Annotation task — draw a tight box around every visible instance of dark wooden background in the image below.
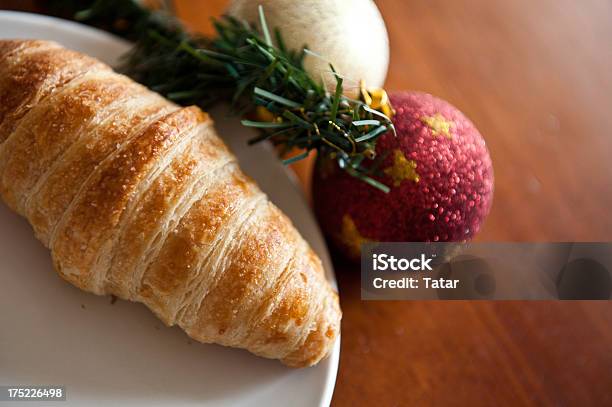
[2,1,611,405]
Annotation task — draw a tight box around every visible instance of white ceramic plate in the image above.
[0,11,339,407]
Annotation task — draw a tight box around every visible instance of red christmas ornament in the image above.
[313,91,494,261]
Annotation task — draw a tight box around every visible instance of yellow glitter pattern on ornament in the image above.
[420,113,454,138]
[340,214,371,258]
[384,149,420,187]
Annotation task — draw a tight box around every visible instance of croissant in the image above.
[0,40,341,367]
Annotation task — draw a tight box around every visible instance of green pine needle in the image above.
[48,0,395,192]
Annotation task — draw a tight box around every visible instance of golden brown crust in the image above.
[108,123,232,301]
[0,40,108,144]
[0,40,340,367]
[26,94,173,245]
[184,200,298,346]
[51,106,206,292]
[0,70,136,214]
[140,164,261,324]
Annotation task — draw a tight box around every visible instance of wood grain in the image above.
[1,0,611,405]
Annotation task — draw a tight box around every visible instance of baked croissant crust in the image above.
[0,40,341,367]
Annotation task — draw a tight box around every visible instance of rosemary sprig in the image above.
[49,0,395,192]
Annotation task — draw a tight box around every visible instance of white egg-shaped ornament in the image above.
[227,0,390,94]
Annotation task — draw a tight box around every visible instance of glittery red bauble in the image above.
[313,91,494,261]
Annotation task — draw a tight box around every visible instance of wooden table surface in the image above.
[3,1,612,405]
